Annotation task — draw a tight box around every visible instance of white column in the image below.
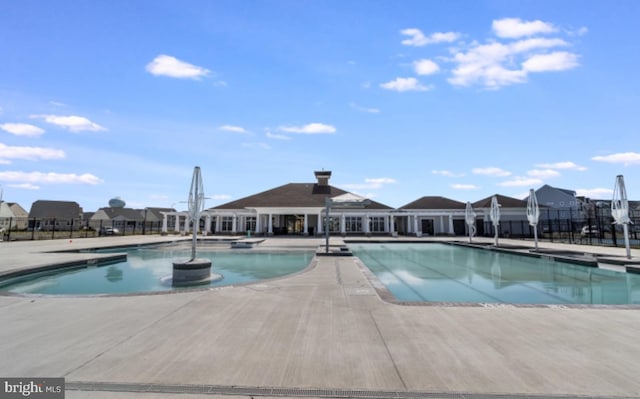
[174,214,180,232]
[303,214,308,235]
[162,213,168,233]
[364,213,370,234]
[448,214,454,235]
[317,212,323,234]
[268,214,273,235]
[232,214,237,233]
[340,214,346,234]
[389,215,395,235]
[414,215,420,236]
[205,215,212,234]
[383,214,389,232]
[440,215,444,234]
[184,215,190,233]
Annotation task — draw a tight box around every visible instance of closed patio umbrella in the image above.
[490,196,500,246]
[465,201,476,243]
[527,188,540,250]
[612,175,632,259]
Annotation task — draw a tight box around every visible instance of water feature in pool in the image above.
[350,243,640,305]
[0,244,314,295]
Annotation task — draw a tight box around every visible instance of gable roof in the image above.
[472,194,528,208]
[145,207,176,221]
[399,196,465,210]
[95,207,146,221]
[29,200,82,219]
[211,183,392,210]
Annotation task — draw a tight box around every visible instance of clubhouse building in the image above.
[161,171,531,237]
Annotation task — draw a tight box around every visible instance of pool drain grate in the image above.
[65,381,636,399]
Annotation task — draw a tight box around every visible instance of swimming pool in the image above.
[0,244,314,295]
[350,243,640,305]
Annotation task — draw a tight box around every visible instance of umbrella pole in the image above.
[623,224,631,259]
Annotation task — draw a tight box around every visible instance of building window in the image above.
[560,201,565,206]
[323,217,340,232]
[370,217,385,232]
[345,216,362,232]
[221,216,233,231]
[245,217,256,232]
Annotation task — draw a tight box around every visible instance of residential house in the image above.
[0,202,28,230]
[90,207,146,232]
[28,200,83,231]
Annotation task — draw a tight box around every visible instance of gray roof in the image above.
[399,196,465,210]
[211,183,392,210]
[29,200,82,219]
[144,207,176,221]
[472,194,528,208]
[97,207,146,221]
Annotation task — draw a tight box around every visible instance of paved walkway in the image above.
[1,236,640,398]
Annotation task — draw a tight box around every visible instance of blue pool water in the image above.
[351,243,640,305]
[0,244,313,295]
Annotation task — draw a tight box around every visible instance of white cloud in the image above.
[492,18,557,38]
[213,80,228,87]
[8,183,40,190]
[472,167,511,177]
[432,170,464,177]
[0,171,103,185]
[522,51,579,72]
[592,152,640,166]
[0,123,45,137]
[498,177,544,187]
[451,184,480,190]
[146,54,210,79]
[266,131,291,140]
[218,125,247,133]
[278,123,336,134]
[535,161,587,171]
[414,59,440,75]
[576,188,613,199]
[349,102,380,113]
[366,177,396,185]
[568,26,589,37]
[448,36,576,89]
[527,169,561,178]
[31,114,106,132]
[210,194,232,200]
[401,29,460,46]
[343,177,396,190]
[380,77,431,92]
[0,143,65,163]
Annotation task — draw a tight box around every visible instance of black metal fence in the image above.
[0,217,164,241]
[480,207,640,248]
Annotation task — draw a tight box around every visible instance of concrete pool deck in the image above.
[1,236,640,399]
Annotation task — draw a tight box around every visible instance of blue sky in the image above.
[1,0,639,212]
